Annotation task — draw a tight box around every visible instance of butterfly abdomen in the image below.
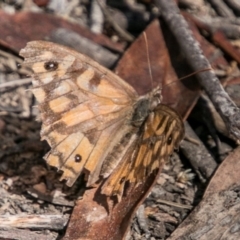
[101,130,139,179]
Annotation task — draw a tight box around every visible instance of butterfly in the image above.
[20,41,184,201]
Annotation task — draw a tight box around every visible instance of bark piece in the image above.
[168,146,240,240]
[0,228,57,240]
[0,11,124,53]
[0,214,68,230]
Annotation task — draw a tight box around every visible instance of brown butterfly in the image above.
[20,41,184,201]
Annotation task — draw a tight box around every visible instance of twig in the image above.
[48,28,119,68]
[187,14,240,72]
[136,205,150,235]
[124,0,146,12]
[200,93,228,139]
[96,0,134,42]
[207,0,235,18]
[178,0,206,10]
[156,198,192,210]
[180,122,218,181]
[156,0,240,140]
[184,135,200,145]
[0,214,68,230]
[0,48,22,64]
[0,78,32,90]
[90,0,105,34]
[186,14,240,39]
[17,87,31,118]
[27,188,74,207]
[212,31,240,67]
[224,0,240,15]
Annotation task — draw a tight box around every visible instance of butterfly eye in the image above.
[75,154,82,163]
[44,61,58,71]
[167,135,172,145]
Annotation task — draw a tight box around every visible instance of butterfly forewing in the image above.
[20,41,138,186]
[20,41,184,201]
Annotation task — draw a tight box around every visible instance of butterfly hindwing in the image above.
[101,105,184,200]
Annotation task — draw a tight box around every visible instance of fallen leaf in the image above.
[0,11,124,53]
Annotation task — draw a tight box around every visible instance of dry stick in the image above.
[0,78,32,89]
[178,0,204,10]
[96,0,134,42]
[124,0,146,11]
[180,122,218,182]
[136,205,150,235]
[207,0,235,18]
[224,0,240,14]
[156,0,240,140]
[0,214,68,230]
[156,199,193,210]
[27,188,74,207]
[191,15,240,39]
[90,0,105,34]
[48,28,119,68]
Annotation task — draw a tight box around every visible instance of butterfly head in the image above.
[131,87,162,126]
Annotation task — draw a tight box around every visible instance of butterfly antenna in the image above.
[165,68,212,87]
[179,68,211,81]
[143,32,153,90]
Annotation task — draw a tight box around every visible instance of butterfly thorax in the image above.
[131,87,162,127]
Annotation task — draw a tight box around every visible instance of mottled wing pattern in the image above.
[101,104,184,200]
[20,41,184,201]
[20,41,138,187]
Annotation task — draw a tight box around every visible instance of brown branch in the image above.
[155,0,240,140]
[212,30,240,65]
